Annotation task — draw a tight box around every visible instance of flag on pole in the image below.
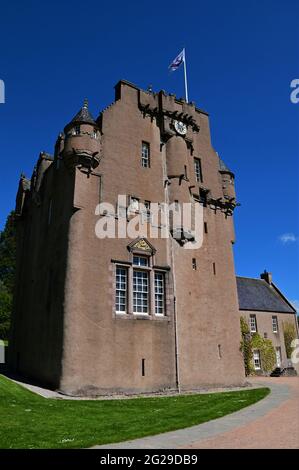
[168,48,189,103]
[168,49,185,72]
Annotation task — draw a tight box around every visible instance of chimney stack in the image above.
[260,270,272,284]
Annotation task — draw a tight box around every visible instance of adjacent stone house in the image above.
[237,271,299,374]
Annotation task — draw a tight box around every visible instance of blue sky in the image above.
[0,0,298,307]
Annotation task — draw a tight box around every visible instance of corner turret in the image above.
[219,156,236,201]
[63,99,101,172]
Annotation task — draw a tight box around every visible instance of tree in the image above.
[0,281,12,339]
[0,211,17,339]
[283,322,297,359]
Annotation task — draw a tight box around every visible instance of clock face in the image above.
[174,120,187,135]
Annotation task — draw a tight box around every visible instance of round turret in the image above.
[219,157,236,201]
[63,99,101,171]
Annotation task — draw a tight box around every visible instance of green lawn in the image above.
[0,375,269,449]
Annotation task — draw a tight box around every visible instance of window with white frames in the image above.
[115,267,127,313]
[253,350,261,370]
[250,315,257,333]
[133,270,149,314]
[272,316,278,333]
[194,158,203,182]
[141,142,150,168]
[155,272,165,315]
[133,255,148,267]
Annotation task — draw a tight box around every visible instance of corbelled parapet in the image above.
[138,88,200,146]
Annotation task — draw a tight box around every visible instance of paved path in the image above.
[186,377,299,449]
[94,377,299,449]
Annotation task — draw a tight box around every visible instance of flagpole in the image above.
[183,48,189,102]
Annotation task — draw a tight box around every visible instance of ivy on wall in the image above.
[283,322,297,359]
[251,333,276,373]
[240,316,276,375]
[240,316,254,376]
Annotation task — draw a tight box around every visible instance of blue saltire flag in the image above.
[168,49,185,71]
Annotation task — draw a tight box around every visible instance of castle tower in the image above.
[10,81,245,395]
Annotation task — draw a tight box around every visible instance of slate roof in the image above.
[219,157,233,174]
[70,99,96,125]
[236,277,295,313]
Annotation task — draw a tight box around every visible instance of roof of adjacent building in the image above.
[236,276,296,313]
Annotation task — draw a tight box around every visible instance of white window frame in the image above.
[115,266,127,314]
[253,350,261,370]
[133,255,149,267]
[141,142,150,168]
[154,271,165,316]
[250,315,257,333]
[272,316,278,333]
[133,269,149,315]
[194,158,202,182]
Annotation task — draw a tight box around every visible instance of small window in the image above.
[192,258,197,270]
[194,158,203,183]
[92,128,97,139]
[204,222,208,234]
[250,315,257,333]
[272,316,278,333]
[155,272,165,315]
[199,189,208,207]
[133,256,148,267]
[141,142,150,168]
[143,201,151,222]
[74,125,80,135]
[253,350,261,370]
[129,197,139,213]
[213,262,216,275]
[115,266,127,313]
[142,358,145,376]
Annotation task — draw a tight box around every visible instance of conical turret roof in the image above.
[219,156,234,175]
[65,99,96,131]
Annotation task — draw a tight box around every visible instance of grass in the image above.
[0,375,270,449]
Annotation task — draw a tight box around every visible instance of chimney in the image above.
[260,270,272,284]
